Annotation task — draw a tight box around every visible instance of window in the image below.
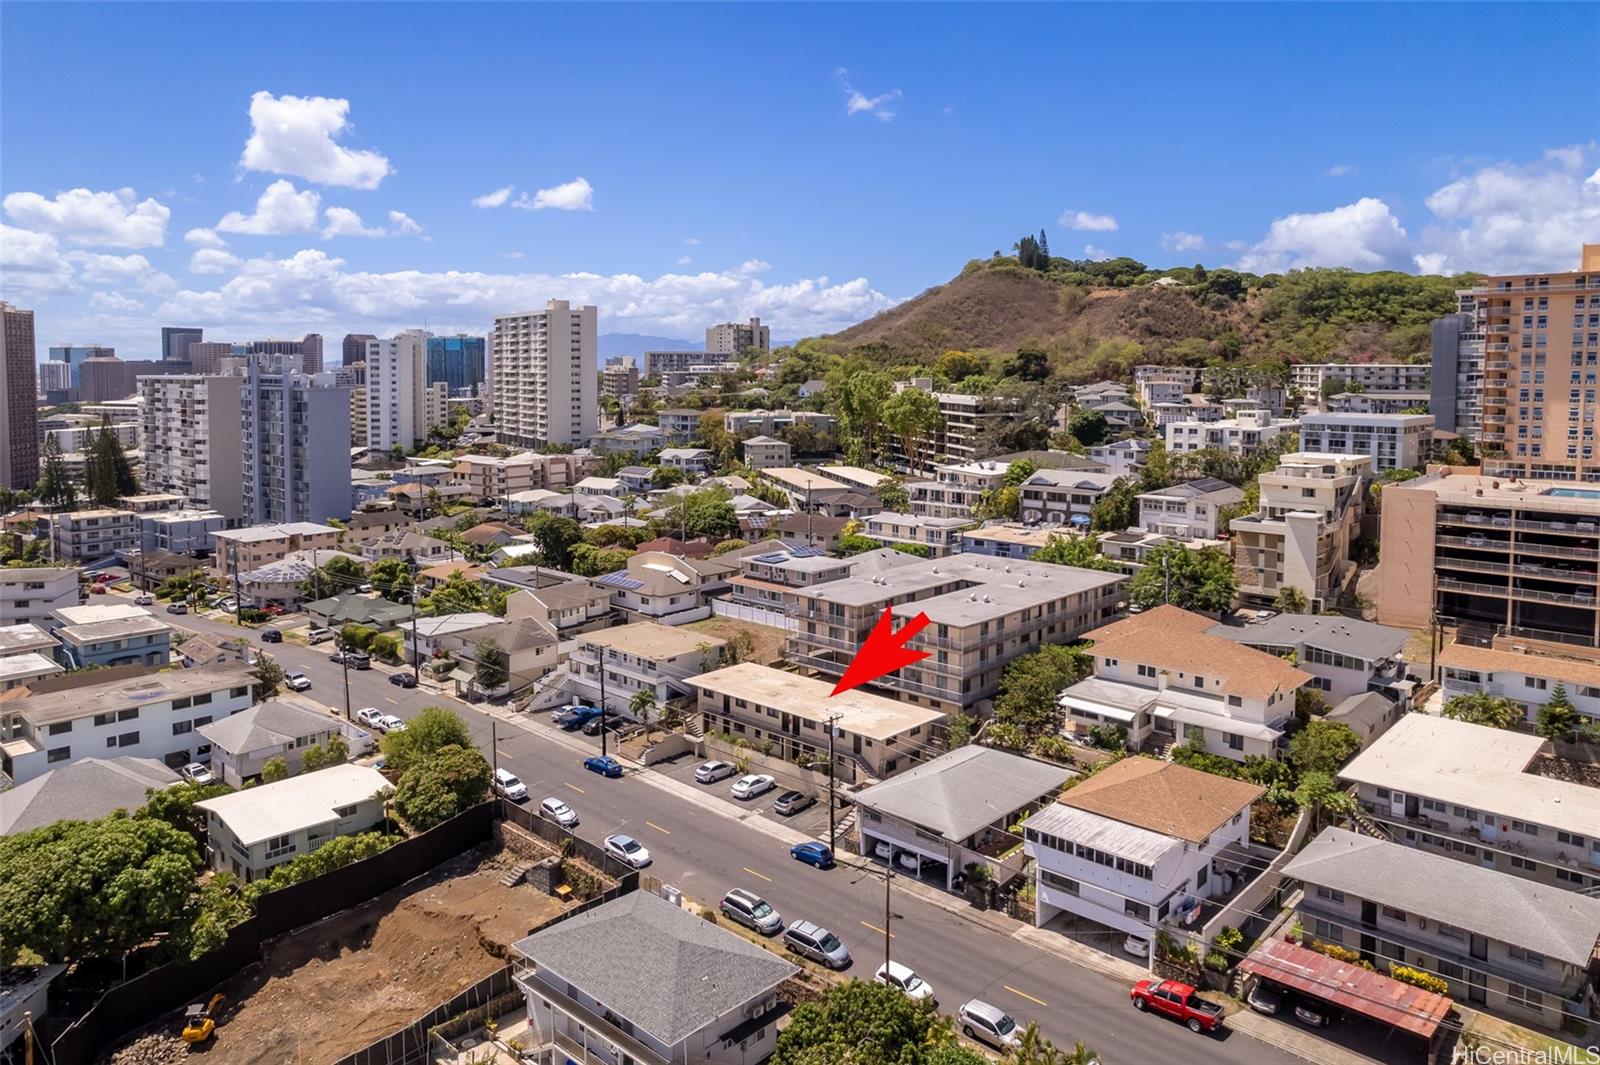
[1508,946,1545,969]
[47,722,71,736]
[1124,899,1150,921]
[1226,733,1244,751]
[46,746,71,763]
[333,804,358,818]
[172,721,192,735]
[1506,984,1545,1010]
[1040,870,1078,895]
[1313,919,1341,942]
[1557,830,1586,847]
[1194,675,1206,689]
[106,731,139,748]
[1510,820,1540,836]
[117,708,138,721]
[1437,922,1465,941]
[1382,906,1406,921]
[1315,886,1345,904]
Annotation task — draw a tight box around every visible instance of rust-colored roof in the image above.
[1059,756,1264,843]
[1239,937,1450,1040]
[1083,605,1312,701]
[1439,641,1600,689]
[420,560,486,582]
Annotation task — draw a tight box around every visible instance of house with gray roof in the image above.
[511,890,796,1065]
[0,757,179,836]
[854,746,1074,892]
[304,593,414,632]
[1286,826,1600,1027]
[196,696,349,786]
[1205,614,1413,703]
[1136,477,1244,540]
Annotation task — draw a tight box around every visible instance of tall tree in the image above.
[832,370,892,466]
[1127,543,1237,614]
[1536,684,1582,742]
[1033,533,1120,572]
[392,744,492,831]
[882,387,945,472]
[1440,691,1522,730]
[474,637,510,693]
[84,416,138,505]
[523,512,584,571]
[36,434,76,511]
[773,980,982,1065]
[380,705,475,774]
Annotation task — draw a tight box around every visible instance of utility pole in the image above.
[884,868,894,972]
[1162,552,1171,607]
[491,719,499,781]
[825,712,841,853]
[230,541,243,623]
[406,553,421,684]
[339,635,352,721]
[599,655,609,757]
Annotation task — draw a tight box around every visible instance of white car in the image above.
[875,961,935,1003]
[730,773,776,800]
[604,833,651,869]
[958,1000,1023,1051]
[133,594,154,606]
[356,707,384,729]
[895,851,921,873]
[1122,934,1151,960]
[873,839,893,861]
[284,672,312,692]
[493,768,529,802]
[694,760,736,784]
[377,714,406,733]
[539,796,578,828]
[178,762,214,786]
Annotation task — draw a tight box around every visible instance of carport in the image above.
[1238,938,1452,1060]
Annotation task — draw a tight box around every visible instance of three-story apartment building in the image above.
[907,459,1008,519]
[862,512,975,558]
[1018,469,1122,527]
[50,509,138,562]
[0,568,80,627]
[567,622,725,714]
[1136,478,1243,540]
[1232,452,1370,612]
[1165,409,1296,458]
[1298,413,1433,474]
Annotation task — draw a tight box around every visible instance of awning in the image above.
[1060,695,1138,723]
[1239,938,1450,1041]
[1157,704,1284,742]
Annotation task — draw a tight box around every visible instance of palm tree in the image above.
[629,689,657,740]
[1004,1024,1100,1064]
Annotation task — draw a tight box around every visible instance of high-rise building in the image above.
[36,361,71,395]
[341,333,375,367]
[161,326,203,362]
[185,341,236,376]
[246,334,324,375]
[705,317,769,358]
[138,374,246,520]
[48,344,114,389]
[1,302,40,490]
[491,300,598,448]
[240,355,351,524]
[425,334,486,394]
[1470,243,1600,482]
[365,331,439,452]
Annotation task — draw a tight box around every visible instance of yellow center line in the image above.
[741,866,772,883]
[564,782,586,795]
[384,697,399,705]
[1004,985,1048,1008]
[497,748,516,760]
[860,921,894,938]
[645,820,671,835]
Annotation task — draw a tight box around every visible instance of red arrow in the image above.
[830,607,932,697]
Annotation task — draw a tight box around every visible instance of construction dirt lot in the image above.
[108,846,565,1065]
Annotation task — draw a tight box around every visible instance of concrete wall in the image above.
[1376,483,1438,629]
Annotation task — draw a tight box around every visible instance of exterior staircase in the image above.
[501,861,535,888]
[519,666,574,712]
[1345,803,1394,842]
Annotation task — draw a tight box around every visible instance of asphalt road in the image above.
[155,604,1303,1065]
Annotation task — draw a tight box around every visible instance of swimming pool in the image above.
[1544,488,1600,499]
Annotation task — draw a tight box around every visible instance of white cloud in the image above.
[835,68,901,122]
[151,248,898,344]
[512,178,595,212]
[2,187,170,248]
[0,224,76,297]
[1083,244,1111,260]
[1234,197,1411,273]
[1327,164,1355,177]
[501,251,525,260]
[184,227,227,248]
[676,255,693,266]
[472,186,513,208]
[1413,146,1600,274]
[189,248,243,275]
[1059,210,1119,232]
[684,237,700,246]
[239,90,391,189]
[89,291,143,312]
[65,250,174,294]
[739,259,772,275]
[321,207,386,239]
[217,180,321,236]
[387,211,422,236]
[1161,231,1206,253]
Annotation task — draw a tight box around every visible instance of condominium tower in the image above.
[240,356,351,524]
[705,317,770,358]
[366,331,444,452]
[426,334,486,394]
[138,374,246,520]
[0,302,39,490]
[490,300,598,449]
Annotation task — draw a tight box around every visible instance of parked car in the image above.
[1122,934,1151,960]
[166,602,189,614]
[958,1000,1022,1052]
[783,919,850,969]
[720,888,783,935]
[604,833,651,868]
[583,712,629,736]
[539,797,578,828]
[306,627,334,644]
[260,628,282,643]
[895,851,921,873]
[377,715,406,733]
[1293,1001,1333,1028]
[493,768,529,802]
[347,651,372,670]
[790,841,834,869]
[1246,982,1283,1016]
[178,762,214,786]
[133,594,154,606]
[356,707,385,729]
[584,754,623,778]
[389,672,416,688]
[1130,979,1224,1034]
[329,649,347,664]
[556,705,602,731]
[730,773,776,800]
[89,584,106,595]
[875,961,935,1004]
[872,839,893,861]
[284,672,312,692]
[773,790,815,816]
[695,760,736,784]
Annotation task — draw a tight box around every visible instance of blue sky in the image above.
[3,2,1597,356]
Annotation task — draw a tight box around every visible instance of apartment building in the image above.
[1136,478,1243,540]
[907,459,1007,519]
[0,569,80,627]
[503,580,614,637]
[1095,529,1225,576]
[723,409,836,437]
[1455,245,1600,481]
[1231,452,1370,612]
[600,358,638,400]
[0,665,255,785]
[659,447,712,477]
[595,551,738,625]
[885,380,1019,469]
[1088,439,1151,477]
[240,356,352,525]
[1133,365,1201,409]
[1059,606,1310,760]
[727,544,854,613]
[756,466,849,507]
[1165,409,1296,457]
[1018,469,1122,527]
[655,407,703,444]
[450,451,588,501]
[590,422,665,456]
[42,420,139,454]
[1025,757,1262,937]
[246,333,323,374]
[197,696,350,787]
[706,316,770,357]
[786,554,1123,716]
[1,302,39,490]
[138,509,226,554]
[643,350,709,378]
[50,509,139,563]
[1439,642,1600,728]
[1377,470,1600,646]
[693,662,946,780]
[54,615,170,670]
[862,512,975,557]
[1324,390,1432,415]
[958,523,1058,560]
[197,764,389,882]
[739,435,790,469]
[1205,613,1411,703]
[211,522,341,580]
[1341,713,1600,894]
[567,621,724,714]
[1290,361,1431,401]
[1430,308,1482,435]
[366,331,442,452]
[1298,412,1433,473]
[1149,396,1225,429]
[1286,826,1600,1027]
[426,334,486,394]
[140,372,246,518]
[491,300,598,448]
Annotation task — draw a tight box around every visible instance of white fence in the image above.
[711,599,794,630]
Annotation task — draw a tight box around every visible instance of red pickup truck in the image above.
[1131,979,1225,1033]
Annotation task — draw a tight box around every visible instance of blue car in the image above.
[558,706,603,731]
[790,841,834,869]
[584,754,623,778]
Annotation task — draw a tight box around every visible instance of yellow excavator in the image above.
[181,994,225,1044]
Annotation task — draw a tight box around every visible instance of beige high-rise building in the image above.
[138,374,246,520]
[1230,452,1370,612]
[1475,244,1600,481]
[705,317,769,358]
[490,300,598,448]
[365,331,440,452]
[0,302,39,490]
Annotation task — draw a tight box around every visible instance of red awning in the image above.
[1239,938,1452,1040]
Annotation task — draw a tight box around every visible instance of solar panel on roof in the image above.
[597,572,644,589]
[751,552,789,564]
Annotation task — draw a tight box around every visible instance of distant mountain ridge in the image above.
[599,333,702,358]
